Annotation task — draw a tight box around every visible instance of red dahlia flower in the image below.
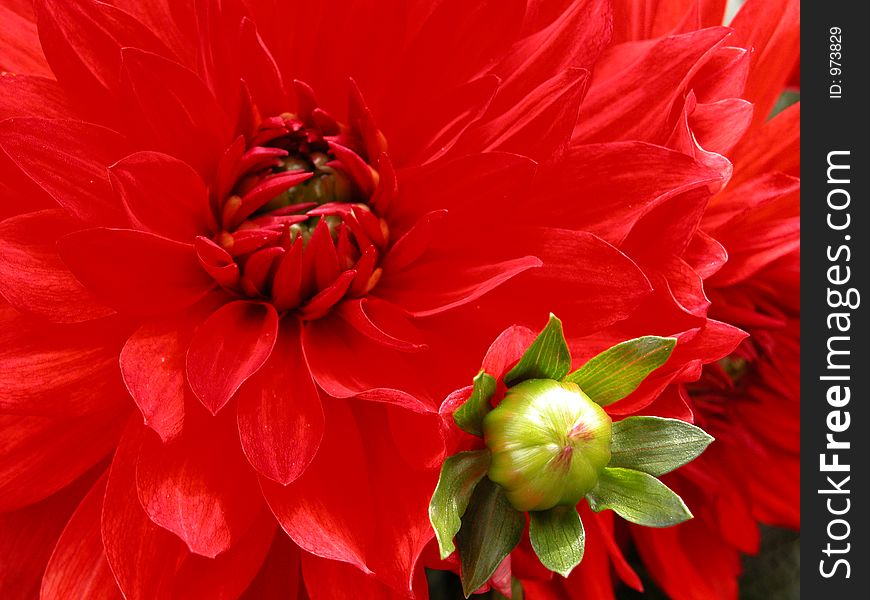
[0,0,797,599]
[625,3,800,598]
[0,1,667,598]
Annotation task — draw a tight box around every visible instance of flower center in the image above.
[195,84,393,320]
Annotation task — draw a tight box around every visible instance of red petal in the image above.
[0,210,114,322]
[0,469,100,598]
[0,151,54,221]
[0,74,70,119]
[665,92,733,181]
[389,152,536,236]
[298,269,357,320]
[690,45,751,104]
[383,0,525,153]
[0,118,131,225]
[475,229,653,337]
[272,235,305,310]
[0,302,127,417]
[707,180,799,286]
[394,75,499,165]
[110,0,196,67]
[110,151,210,242]
[237,319,324,485]
[622,187,710,261]
[135,407,265,558]
[239,17,287,118]
[41,474,121,600]
[120,314,201,442]
[659,256,711,319]
[689,98,754,156]
[730,103,800,186]
[103,420,275,599]
[683,230,728,280]
[58,228,214,316]
[387,406,446,470]
[590,511,643,591]
[680,319,749,364]
[302,314,439,411]
[239,533,302,600]
[187,0,247,122]
[493,0,611,110]
[731,0,800,126]
[352,404,439,594]
[195,236,242,289]
[34,0,171,123]
[607,320,748,416]
[575,27,731,144]
[643,384,696,422]
[261,399,373,573]
[301,219,341,293]
[499,540,538,587]
[631,519,741,600]
[376,254,542,318]
[0,4,50,77]
[328,141,376,198]
[562,507,619,599]
[335,298,427,352]
[534,142,723,245]
[0,410,124,511]
[380,210,447,274]
[456,68,589,160]
[300,553,401,600]
[120,48,231,176]
[230,171,313,230]
[241,247,285,298]
[186,301,279,415]
[705,172,799,231]
[101,419,187,600]
[609,0,727,43]
[172,508,277,600]
[481,325,538,380]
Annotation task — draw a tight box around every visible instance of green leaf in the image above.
[586,467,692,528]
[565,336,676,406]
[505,314,571,385]
[529,506,586,577]
[609,416,714,476]
[429,450,492,559]
[457,478,525,597]
[453,371,497,437]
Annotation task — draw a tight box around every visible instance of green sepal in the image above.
[585,467,692,528]
[457,478,525,597]
[609,416,714,477]
[529,505,586,577]
[565,336,676,406]
[505,314,571,385]
[453,370,497,437]
[429,450,492,559]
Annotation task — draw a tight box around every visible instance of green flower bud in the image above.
[483,379,612,512]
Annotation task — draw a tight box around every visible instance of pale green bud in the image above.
[483,379,612,512]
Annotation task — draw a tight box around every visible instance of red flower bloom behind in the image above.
[464,1,798,599]
[516,1,800,599]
